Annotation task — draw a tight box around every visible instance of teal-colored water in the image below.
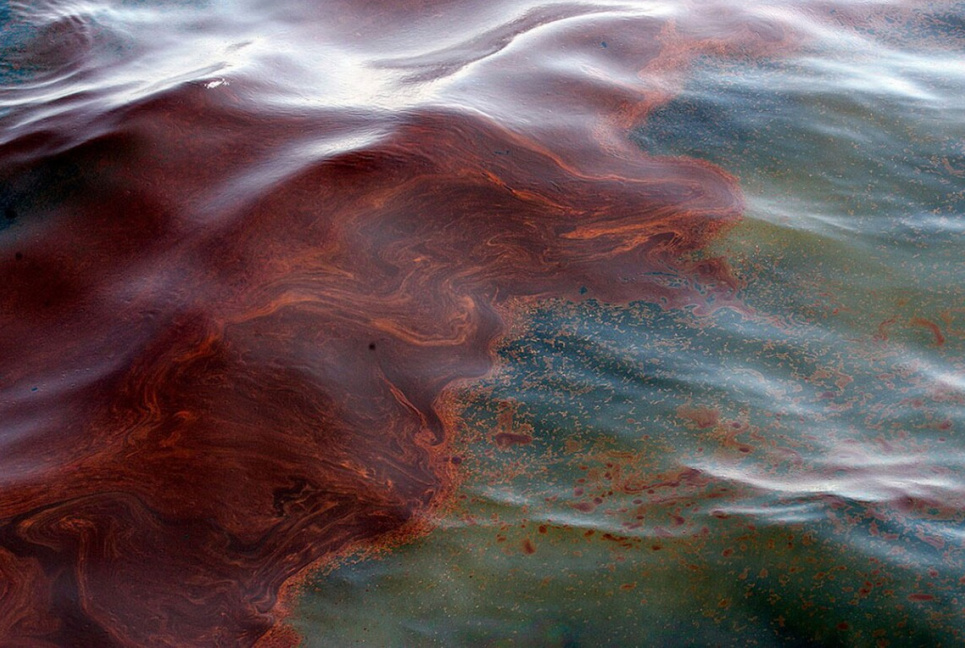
[292,6,965,647]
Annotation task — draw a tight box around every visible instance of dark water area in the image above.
[1,0,964,646]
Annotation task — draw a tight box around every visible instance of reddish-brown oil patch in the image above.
[677,405,721,429]
[907,593,936,602]
[494,432,534,448]
[492,400,535,448]
[910,317,946,347]
[0,98,740,646]
[0,4,799,646]
[601,533,641,549]
[253,623,303,648]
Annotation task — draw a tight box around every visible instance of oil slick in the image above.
[0,0,954,645]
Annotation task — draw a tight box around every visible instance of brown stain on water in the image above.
[0,1,828,646]
[909,317,946,347]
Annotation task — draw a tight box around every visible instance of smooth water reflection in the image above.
[1,0,964,645]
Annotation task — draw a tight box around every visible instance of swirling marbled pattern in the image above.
[0,0,810,644]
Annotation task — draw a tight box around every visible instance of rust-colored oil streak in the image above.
[0,4,792,646]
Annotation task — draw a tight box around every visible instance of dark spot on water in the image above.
[15,252,22,261]
[4,206,15,221]
[579,285,587,294]
[600,41,607,48]
[31,387,38,392]
[368,342,376,350]
[493,149,511,155]
[272,478,313,517]
[920,11,965,41]
[494,431,533,448]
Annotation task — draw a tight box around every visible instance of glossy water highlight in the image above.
[1,0,964,646]
[0,1,774,644]
[293,2,965,647]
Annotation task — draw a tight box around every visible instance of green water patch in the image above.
[633,36,965,226]
[292,288,965,646]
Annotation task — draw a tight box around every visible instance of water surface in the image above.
[0,0,963,646]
